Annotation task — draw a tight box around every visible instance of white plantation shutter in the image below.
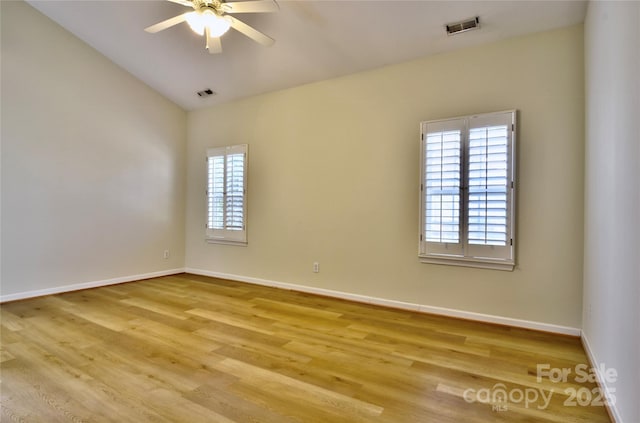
[208,155,225,230]
[466,113,513,262]
[423,119,464,256]
[467,126,508,246]
[420,111,515,270]
[206,145,247,244]
[425,130,461,242]
[224,152,245,230]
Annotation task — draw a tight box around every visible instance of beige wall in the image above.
[1,1,187,297]
[186,25,585,328]
[583,2,640,422]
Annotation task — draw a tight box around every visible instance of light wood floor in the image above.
[1,273,611,422]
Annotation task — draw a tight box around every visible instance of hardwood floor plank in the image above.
[185,382,297,423]
[119,297,190,321]
[249,297,344,320]
[215,357,385,419]
[186,308,277,335]
[123,317,221,354]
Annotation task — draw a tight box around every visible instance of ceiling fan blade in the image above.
[167,0,194,7]
[205,27,223,54]
[144,13,189,33]
[223,0,279,14]
[229,16,274,46]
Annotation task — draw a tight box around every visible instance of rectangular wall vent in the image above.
[446,17,480,36]
[197,89,216,97]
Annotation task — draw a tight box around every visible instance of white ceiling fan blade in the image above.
[205,27,223,54]
[167,0,194,7]
[144,13,189,33]
[223,0,279,14]
[229,16,274,46]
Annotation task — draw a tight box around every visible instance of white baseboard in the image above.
[2,266,581,337]
[185,268,581,336]
[0,268,185,303]
[581,333,623,423]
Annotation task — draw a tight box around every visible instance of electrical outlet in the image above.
[313,262,319,273]
[163,249,170,259]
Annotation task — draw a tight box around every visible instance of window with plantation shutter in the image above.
[206,144,247,245]
[419,111,516,270]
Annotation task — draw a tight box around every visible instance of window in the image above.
[419,111,516,270]
[206,144,248,245]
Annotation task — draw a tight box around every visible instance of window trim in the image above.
[206,144,248,246]
[418,110,516,271]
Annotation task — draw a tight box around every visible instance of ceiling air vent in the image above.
[197,89,216,97]
[446,16,480,36]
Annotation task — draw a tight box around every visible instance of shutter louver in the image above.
[225,153,245,231]
[425,130,462,243]
[467,125,509,246]
[207,156,225,230]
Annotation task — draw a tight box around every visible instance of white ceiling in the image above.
[28,0,587,110]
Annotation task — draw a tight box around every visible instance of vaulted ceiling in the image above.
[28,0,587,110]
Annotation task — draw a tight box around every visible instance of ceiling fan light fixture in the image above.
[145,0,278,54]
[186,9,231,37]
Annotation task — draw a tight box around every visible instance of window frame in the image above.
[419,110,516,271]
[206,144,248,246]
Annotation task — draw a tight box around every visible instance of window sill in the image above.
[206,239,247,247]
[419,255,514,271]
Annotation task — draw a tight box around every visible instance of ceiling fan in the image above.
[145,0,279,54]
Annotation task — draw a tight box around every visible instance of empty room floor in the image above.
[0,273,611,422]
